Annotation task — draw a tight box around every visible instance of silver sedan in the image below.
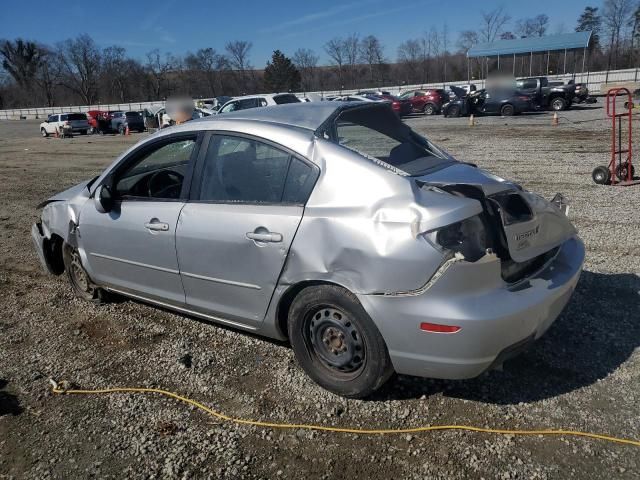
[32,102,584,398]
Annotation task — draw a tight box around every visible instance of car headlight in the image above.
[423,215,488,262]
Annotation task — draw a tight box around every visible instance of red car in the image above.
[86,110,113,134]
[361,92,412,116]
[399,89,449,115]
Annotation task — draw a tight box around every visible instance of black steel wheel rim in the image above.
[306,307,365,376]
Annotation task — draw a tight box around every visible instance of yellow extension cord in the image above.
[49,380,640,448]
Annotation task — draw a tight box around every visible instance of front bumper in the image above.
[358,236,585,379]
[31,222,53,273]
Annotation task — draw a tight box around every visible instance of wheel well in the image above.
[43,233,65,275]
[276,280,350,339]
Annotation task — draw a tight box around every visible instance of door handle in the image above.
[145,220,169,232]
[246,231,283,243]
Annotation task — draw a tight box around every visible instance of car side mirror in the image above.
[94,184,114,213]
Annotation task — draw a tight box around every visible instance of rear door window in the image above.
[198,135,317,204]
[273,94,301,105]
[67,113,86,121]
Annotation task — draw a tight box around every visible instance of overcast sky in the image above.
[2,0,594,65]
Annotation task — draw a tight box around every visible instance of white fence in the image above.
[2,67,640,120]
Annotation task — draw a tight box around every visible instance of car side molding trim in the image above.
[90,252,180,275]
[180,271,262,290]
[104,287,258,331]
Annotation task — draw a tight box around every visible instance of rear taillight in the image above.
[422,215,487,262]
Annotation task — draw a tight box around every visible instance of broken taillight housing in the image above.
[423,215,487,261]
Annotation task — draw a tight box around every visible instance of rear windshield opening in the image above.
[273,94,301,105]
[67,113,87,121]
[333,106,453,176]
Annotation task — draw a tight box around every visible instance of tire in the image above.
[288,285,394,398]
[41,128,48,138]
[551,97,567,111]
[80,129,87,135]
[62,244,107,304]
[500,104,515,116]
[592,166,611,185]
[423,103,437,115]
[447,105,461,118]
[616,162,635,182]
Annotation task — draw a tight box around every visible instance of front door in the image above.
[79,134,201,304]
[176,134,318,327]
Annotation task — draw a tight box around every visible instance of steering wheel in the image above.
[147,170,184,198]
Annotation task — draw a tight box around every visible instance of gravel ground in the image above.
[0,106,639,479]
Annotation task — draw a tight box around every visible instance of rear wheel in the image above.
[551,97,567,111]
[446,104,461,118]
[616,162,635,182]
[592,166,611,185]
[500,104,515,116]
[288,285,394,398]
[62,245,107,304]
[41,128,48,137]
[423,103,437,115]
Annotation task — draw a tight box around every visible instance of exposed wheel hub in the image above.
[69,250,90,292]
[308,307,364,372]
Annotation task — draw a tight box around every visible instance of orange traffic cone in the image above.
[125,125,130,136]
[552,112,559,126]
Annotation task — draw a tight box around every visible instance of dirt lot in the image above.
[0,106,638,479]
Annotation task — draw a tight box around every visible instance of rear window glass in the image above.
[334,107,453,176]
[67,113,86,120]
[273,94,301,105]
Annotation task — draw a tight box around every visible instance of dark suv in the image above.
[399,89,448,115]
[110,111,145,134]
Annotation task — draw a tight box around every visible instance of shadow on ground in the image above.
[0,379,22,416]
[372,270,639,404]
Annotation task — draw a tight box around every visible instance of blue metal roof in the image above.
[468,32,592,58]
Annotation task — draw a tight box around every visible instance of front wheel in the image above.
[423,103,437,115]
[446,104,461,118]
[288,285,394,398]
[592,166,611,185]
[500,104,515,116]
[62,245,108,304]
[551,97,567,111]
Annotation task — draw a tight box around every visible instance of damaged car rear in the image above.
[32,102,584,398]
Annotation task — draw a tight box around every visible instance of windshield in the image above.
[333,106,453,176]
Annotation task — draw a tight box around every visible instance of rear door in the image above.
[176,133,318,327]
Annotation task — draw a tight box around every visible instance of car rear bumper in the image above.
[358,236,585,379]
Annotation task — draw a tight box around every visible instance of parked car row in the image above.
[40,110,147,137]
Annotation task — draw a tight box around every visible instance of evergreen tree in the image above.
[263,50,301,92]
[576,6,602,49]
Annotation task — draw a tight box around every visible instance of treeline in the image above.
[1,2,640,109]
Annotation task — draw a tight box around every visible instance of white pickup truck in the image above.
[40,113,90,137]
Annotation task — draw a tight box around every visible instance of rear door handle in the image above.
[246,232,283,243]
[145,220,170,232]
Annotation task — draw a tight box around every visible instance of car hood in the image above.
[418,163,577,263]
[37,179,92,208]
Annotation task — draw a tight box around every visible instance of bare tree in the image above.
[344,33,360,87]
[480,7,511,43]
[516,14,550,37]
[397,39,421,81]
[0,39,44,95]
[324,37,345,87]
[185,48,225,97]
[225,40,252,92]
[603,0,634,68]
[292,48,318,92]
[34,46,60,107]
[457,30,479,53]
[57,34,102,104]
[359,35,385,83]
[145,49,172,99]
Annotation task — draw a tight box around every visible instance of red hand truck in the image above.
[592,87,639,185]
